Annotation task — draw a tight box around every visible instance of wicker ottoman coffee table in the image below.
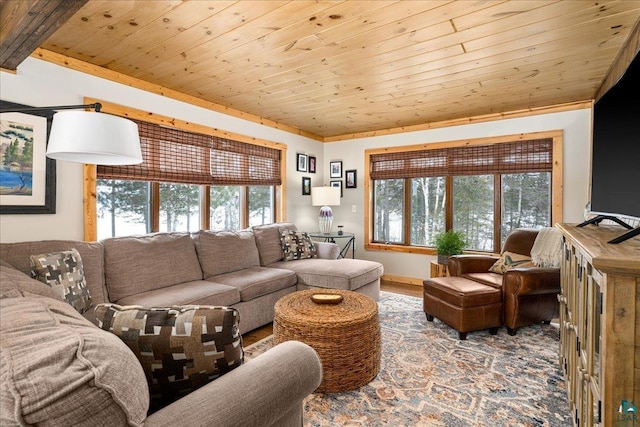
[273,289,381,393]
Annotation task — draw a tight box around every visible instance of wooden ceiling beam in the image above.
[596,17,640,101]
[0,0,87,70]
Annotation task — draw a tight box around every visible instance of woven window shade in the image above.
[98,120,281,186]
[370,139,552,180]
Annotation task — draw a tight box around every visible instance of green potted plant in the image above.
[434,230,466,264]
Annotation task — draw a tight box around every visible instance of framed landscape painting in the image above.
[0,100,56,214]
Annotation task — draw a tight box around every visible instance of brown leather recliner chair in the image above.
[447,228,560,335]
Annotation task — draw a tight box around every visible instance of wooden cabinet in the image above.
[557,223,640,426]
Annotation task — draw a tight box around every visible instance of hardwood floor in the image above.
[242,322,273,347]
[242,280,422,346]
[380,280,422,298]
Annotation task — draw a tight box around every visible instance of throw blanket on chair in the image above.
[531,227,563,268]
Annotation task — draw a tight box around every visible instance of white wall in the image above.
[1,58,593,284]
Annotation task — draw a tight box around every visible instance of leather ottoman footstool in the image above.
[423,276,502,340]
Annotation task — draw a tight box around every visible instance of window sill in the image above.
[365,242,497,257]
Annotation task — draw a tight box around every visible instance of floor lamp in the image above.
[0,102,142,165]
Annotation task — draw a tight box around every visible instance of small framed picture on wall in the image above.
[302,177,311,195]
[308,156,316,173]
[329,161,342,178]
[330,180,343,197]
[345,169,357,188]
[296,154,308,172]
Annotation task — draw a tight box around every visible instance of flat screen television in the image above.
[580,51,640,244]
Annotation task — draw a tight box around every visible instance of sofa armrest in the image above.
[144,340,322,427]
[447,255,499,276]
[315,241,340,259]
[503,268,561,296]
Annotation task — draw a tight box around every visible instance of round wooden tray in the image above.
[310,293,344,305]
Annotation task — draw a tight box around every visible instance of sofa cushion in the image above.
[252,222,297,266]
[194,230,260,278]
[116,279,240,307]
[270,258,383,292]
[30,249,92,314]
[209,266,297,301]
[0,258,15,268]
[463,272,504,288]
[0,264,60,299]
[0,240,107,305]
[94,304,243,412]
[103,233,203,302]
[0,293,149,426]
[489,251,536,274]
[280,230,316,261]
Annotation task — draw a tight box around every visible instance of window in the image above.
[159,183,200,232]
[366,132,562,254]
[410,177,446,246]
[502,172,551,237]
[249,186,274,227]
[373,179,404,243]
[97,182,271,240]
[90,111,283,241]
[209,185,240,231]
[97,180,150,239]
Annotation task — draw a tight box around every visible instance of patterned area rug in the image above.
[244,292,571,426]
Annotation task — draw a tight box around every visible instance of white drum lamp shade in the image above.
[312,186,341,234]
[46,111,143,165]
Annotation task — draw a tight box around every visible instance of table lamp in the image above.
[312,186,341,234]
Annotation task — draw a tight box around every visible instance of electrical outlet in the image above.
[352,204,357,213]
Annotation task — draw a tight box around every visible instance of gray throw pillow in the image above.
[280,230,317,261]
[30,248,92,313]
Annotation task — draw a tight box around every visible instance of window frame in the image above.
[83,100,286,241]
[364,131,563,255]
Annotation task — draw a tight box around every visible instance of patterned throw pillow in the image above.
[30,249,92,314]
[94,304,243,412]
[489,251,537,274]
[280,230,317,261]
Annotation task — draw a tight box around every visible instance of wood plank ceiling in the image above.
[2,0,640,140]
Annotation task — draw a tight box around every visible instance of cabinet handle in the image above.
[578,368,590,382]
[564,321,572,330]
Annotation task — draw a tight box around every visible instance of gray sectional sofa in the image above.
[0,222,383,333]
[0,222,384,426]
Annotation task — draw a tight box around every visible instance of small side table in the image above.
[273,289,380,393]
[430,260,448,278]
[308,231,355,259]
